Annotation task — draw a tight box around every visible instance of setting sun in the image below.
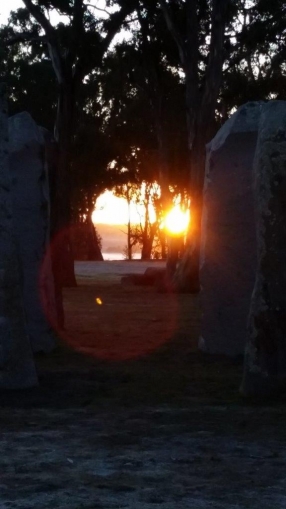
[164,205,190,235]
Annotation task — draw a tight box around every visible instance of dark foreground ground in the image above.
[0,261,286,509]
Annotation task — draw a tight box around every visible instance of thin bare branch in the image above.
[22,0,65,83]
[85,4,112,16]
[200,0,228,123]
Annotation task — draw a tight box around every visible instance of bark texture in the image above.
[0,84,38,388]
[241,101,286,396]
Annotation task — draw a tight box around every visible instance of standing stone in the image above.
[200,102,263,356]
[241,101,286,396]
[0,84,38,388]
[9,112,56,353]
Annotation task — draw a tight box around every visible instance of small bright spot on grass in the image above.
[95,297,103,305]
[164,206,190,235]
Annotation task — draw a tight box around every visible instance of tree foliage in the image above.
[221,0,286,112]
[1,0,286,267]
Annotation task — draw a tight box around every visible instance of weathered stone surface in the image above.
[241,101,286,395]
[200,102,263,356]
[9,112,56,353]
[0,85,38,388]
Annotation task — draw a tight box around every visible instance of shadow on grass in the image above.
[1,279,285,412]
[0,338,246,410]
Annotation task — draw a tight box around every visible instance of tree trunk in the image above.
[141,238,152,260]
[160,0,228,292]
[137,4,171,214]
[51,83,77,288]
[86,213,103,261]
[173,137,206,292]
[44,135,64,329]
[165,236,180,281]
[141,222,156,260]
[160,233,167,259]
[153,104,171,210]
[127,199,132,260]
[0,84,38,389]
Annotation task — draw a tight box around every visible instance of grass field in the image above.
[0,262,286,509]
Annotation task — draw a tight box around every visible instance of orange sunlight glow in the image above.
[164,205,190,235]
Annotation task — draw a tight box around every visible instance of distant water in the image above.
[102,252,141,261]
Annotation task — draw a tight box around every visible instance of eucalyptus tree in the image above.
[5,0,134,286]
[157,0,286,291]
[99,15,189,256]
[107,0,286,287]
[130,0,186,209]
[155,0,231,291]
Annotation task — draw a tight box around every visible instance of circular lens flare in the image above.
[40,226,179,362]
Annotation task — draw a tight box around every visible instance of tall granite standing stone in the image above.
[0,85,38,388]
[9,112,56,353]
[200,102,264,356]
[241,101,286,396]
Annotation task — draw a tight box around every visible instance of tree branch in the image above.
[159,0,186,68]
[85,4,112,16]
[74,3,134,83]
[68,0,85,72]
[184,0,199,146]
[22,0,65,84]
[185,0,199,78]
[22,0,57,44]
[200,0,228,124]
[136,2,161,101]
[5,31,47,46]
[101,4,135,55]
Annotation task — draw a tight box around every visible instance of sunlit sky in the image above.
[92,191,157,226]
[0,0,32,23]
[0,0,109,23]
[0,2,18,22]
